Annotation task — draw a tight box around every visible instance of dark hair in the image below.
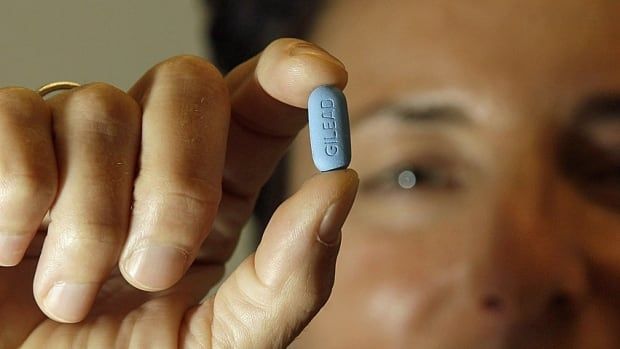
[206,0,325,72]
[205,0,325,229]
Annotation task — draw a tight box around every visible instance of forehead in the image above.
[311,0,620,119]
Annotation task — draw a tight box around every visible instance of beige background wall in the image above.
[1,0,210,90]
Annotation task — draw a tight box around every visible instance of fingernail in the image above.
[43,282,99,323]
[124,245,188,291]
[0,234,30,266]
[318,178,358,245]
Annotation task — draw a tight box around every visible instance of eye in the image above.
[560,115,620,209]
[576,160,620,209]
[360,164,459,194]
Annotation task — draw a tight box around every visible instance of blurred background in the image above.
[0,0,208,90]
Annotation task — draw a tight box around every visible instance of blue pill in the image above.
[308,85,352,172]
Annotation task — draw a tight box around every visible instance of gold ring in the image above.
[37,81,81,98]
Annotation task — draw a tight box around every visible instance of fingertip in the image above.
[120,245,189,292]
[0,234,32,267]
[35,281,100,324]
[256,38,349,108]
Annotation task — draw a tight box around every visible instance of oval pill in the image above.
[307,85,352,172]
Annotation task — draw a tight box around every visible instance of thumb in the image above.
[179,169,358,349]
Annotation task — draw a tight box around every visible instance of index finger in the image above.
[119,39,347,292]
[226,38,347,195]
[203,38,348,262]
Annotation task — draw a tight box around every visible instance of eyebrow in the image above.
[353,101,472,128]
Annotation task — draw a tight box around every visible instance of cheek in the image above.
[320,223,463,344]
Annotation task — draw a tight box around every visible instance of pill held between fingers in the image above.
[307,85,352,172]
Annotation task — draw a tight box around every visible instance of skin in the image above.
[289,0,620,348]
[0,39,359,348]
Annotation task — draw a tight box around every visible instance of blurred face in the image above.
[289,0,620,348]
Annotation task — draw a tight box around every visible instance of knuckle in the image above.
[154,55,228,100]
[182,300,216,349]
[0,171,57,204]
[48,217,126,245]
[0,87,48,120]
[70,83,140,122]
[60,83,141,139]
[211,294,257,347]
[158,55,224,82]
[162,189,220,215]
[149,56,230,119]
[165,177,223,212]
[135,173,222,215]
[210,328,237,349]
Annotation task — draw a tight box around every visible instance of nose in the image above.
[468,227,586,328]
[463,179,588,333]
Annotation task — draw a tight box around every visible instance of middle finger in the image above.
[119,56,230,292]
[33,83,141,323]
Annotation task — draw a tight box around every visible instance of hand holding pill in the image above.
[0,38,357,348]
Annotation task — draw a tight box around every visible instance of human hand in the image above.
[0,38,357,348]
